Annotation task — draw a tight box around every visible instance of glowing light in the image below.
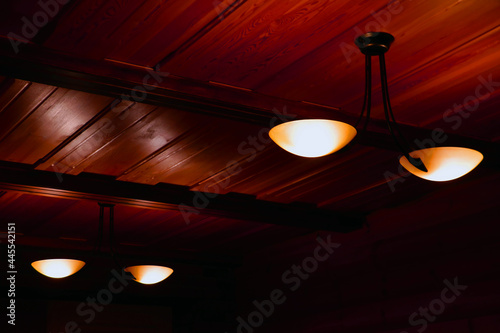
[31,259,85,278]
[124,265,173,285]
[269,119,357,158]
[400,147,483,181]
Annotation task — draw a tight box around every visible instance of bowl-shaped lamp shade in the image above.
[124,265,173,285]
[400,147,483,181]
[269,119,357,158]
[31,259,85,278]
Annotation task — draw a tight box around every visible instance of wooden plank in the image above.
[37,101,159,175]
[0,78,30,113]
[0,82,57,143]
[0,87,112,164]
[61,105,231,177]
[107,0,245,67]
[257,0,500,120]
[118,114,262,186]
[42,0,244,67]
[34,99,136,169]
[382,27,500,136]
[158,0,387,86]
[0,37,339,124]
[0,1,66,42]
[43,0,144,59]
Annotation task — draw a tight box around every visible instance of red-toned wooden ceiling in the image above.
[0,0,499,264]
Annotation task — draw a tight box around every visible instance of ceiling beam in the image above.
[0,161,364,232]
[0,38,498,168]
[0,37,343,125]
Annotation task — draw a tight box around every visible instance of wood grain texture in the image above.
[0,0,497,217]
[0,2,498,309]
[255,0,500,120]
[43,0,145,59]
[0,87,113,163]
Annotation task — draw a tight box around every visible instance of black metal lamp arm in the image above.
[378,54,428,172]
[355,32,428,173]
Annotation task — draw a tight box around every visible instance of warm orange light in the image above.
[31,259,85,278]
[400,147,483,181]
[269,119,357,158]
[124,265,173,285]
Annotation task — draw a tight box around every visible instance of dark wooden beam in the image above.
[0,38,498,168]
[0,37,343,125]
[0,161,364,232]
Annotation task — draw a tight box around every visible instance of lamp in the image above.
[31,204,173,285]
[269,119,356,158]
[399,147,483,181]
[98,203,173,285]
[269,32,482,181]
[124,265,174,285]
[31,259,85,278]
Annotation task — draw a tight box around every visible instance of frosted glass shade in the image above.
[124,265,173,285]
[269,119,357,158]
[400,147,483,181]
[31,259,85,278]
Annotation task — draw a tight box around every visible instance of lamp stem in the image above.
[95,204,136,280]
[355,54,372,130]
[109,204,115,254]
[97,204,104,253]
[378,54,428,172]
[106,204,125,269]
[364,55,372,131]
[96,203,124,266]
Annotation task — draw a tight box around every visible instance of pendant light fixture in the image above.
[269,119,356,158]
[399,147,483,182]
[31,203,173,285]
[124,265,174,285]
[99,203,174,285]
[269,32,483,181]
[31,259,85,279]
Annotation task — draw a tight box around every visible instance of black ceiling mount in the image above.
[355,32,395,56]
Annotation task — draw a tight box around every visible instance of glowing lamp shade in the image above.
[124,265,173,285]
[31,259,85,278]
[400,147,483,181]
[269,119,357,158]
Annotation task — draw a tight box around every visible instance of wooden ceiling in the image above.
[0,0,499,266]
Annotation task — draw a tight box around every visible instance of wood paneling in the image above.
[0,0,497,236]
[0,80,56,142]
[0,3,499,330]
[158,0,372,86]
[0,86,112,164]
[117,114,261,186]
[256,0,500,115]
